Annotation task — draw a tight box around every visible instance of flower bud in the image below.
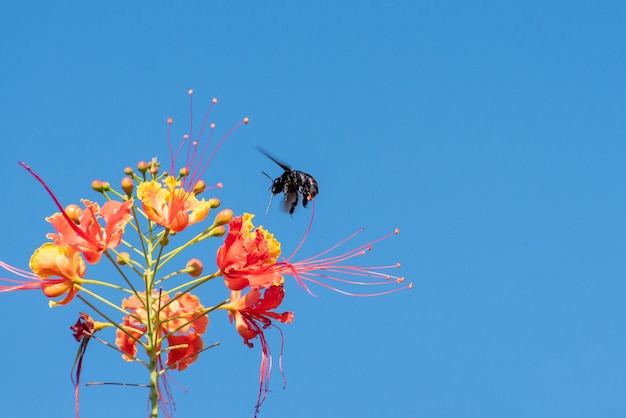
[193,180,206,195]
[208,225,226,237]
[179,167,190,178]
[124,166,134,175]
[91,180,104,192]
[208,198,221,209]
[161,234,170,245]
[186,258,203,277]
[65,204,82,223]
[117,252,131,265]
[137,161,149,173]
[121,177,134,197]
[214,209,233,226]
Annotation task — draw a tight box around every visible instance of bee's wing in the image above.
[257,147,292,171]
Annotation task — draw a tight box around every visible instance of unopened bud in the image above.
[91,180,104,192]
[186,258,203,277]
[149,165,159,175]
[101,181,111,191]
[208,225,226,237]
[208,198,221,209]
[124,166,133,175]
[117,252,131,265]
[137,161,149,173]
[179,167,189,177]
[214,209,233,226]
[193,180,206,195]
[65,204,82,223]
[121,177,134,197]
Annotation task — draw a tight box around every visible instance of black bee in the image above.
[258,148,319,215]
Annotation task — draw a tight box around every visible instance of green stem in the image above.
[149,336,159,418]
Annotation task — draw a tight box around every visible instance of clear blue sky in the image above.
[1,1,625,417]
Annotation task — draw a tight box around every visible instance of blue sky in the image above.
[1,1,626,417]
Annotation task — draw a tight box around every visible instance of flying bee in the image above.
[258,147,319,215]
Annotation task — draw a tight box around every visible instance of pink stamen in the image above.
[18,162,93,245]
[166,91,248,193]
[276,224,410,297]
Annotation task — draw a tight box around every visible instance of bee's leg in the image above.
[265,192,275,216]
[289,193,299,215]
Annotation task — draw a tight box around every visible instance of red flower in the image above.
[217,214,411,297]
[223,284,293,415]
[47,199,133,264]
[70,313,107,418]
[225,285,293,345]
[217,213,283,291]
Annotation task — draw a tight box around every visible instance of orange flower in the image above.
[223,284,293,415]
[47,199,133,264]
[137,176,211,233]
[217,214,411,297]
[115,291,208,371]
[0,243,86,306]
[216,213,283,291]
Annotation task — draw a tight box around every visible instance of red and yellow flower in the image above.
[217,213,409,297]
[216,213,282,291]
[0,243,86,307]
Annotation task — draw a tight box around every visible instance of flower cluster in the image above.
[0,90,410,418]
